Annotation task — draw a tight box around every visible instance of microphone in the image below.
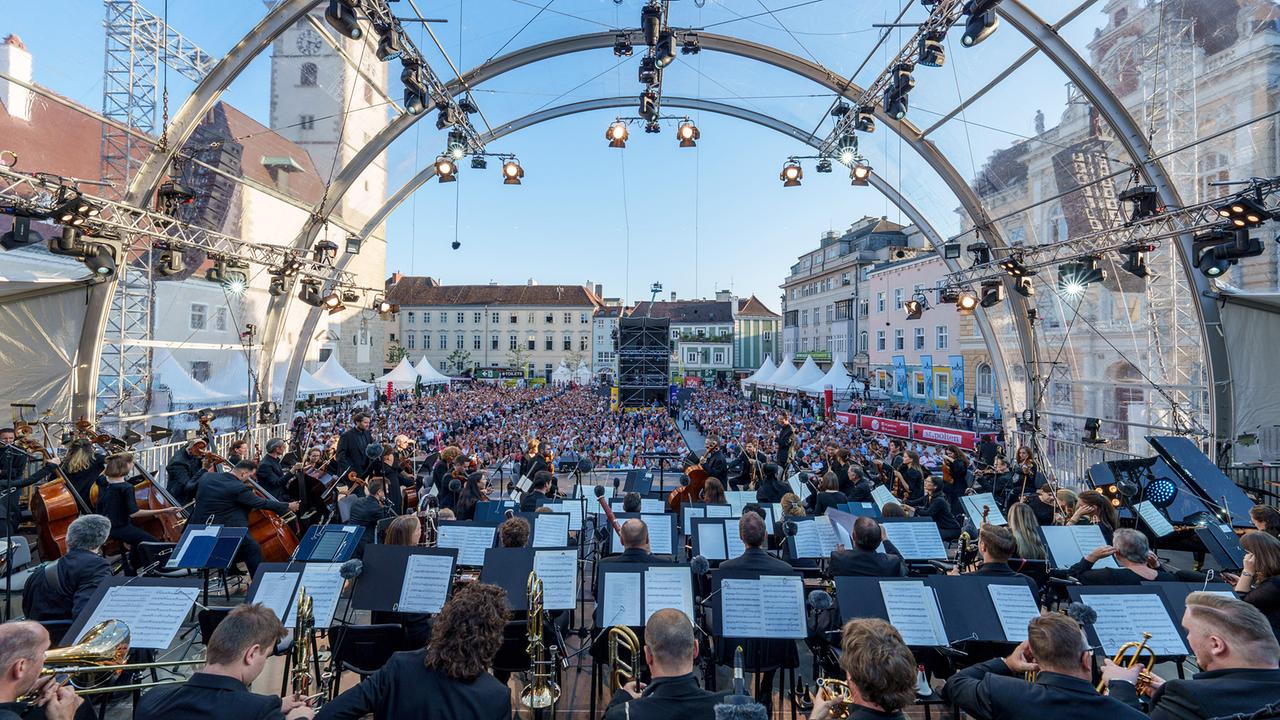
[594,485,606,498]
[807,589,833,611]
[714,647,767,719]
[733,646,746,695]
[690,555,710,576]
[449,478,462,493]
[1064,601,1097,626]
[340,558,364,579]
[783,521,799,538]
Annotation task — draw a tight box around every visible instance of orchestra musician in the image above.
[255,439,291,502]
[335,412,374,477]
[96,452,181,574]
[317,584,513,720]
[809,619,917,720]
[700,437,728,486]
[829,517,907,578]
[886,438,907,471]
[452,463,489,522]
[61,438,104,506]
[941,444,969,514]
[1007,502,1047,560]
[165,439,208,505]
[727,441,767,491]
[1250,504,1280,538]
[371,447,413,512]
[192,460,299,578]
[975,433,1000,470]
[22,514,112,623]
[370,516,432,650]
[0,621,82,720]
[134,604,314,720]
[497,516,530,548]
[1063,528,1176,586]
[845,465,874,503]
[702,477,727,506]
[603,609,727,720]
[1230,531,1280,641]
[431,447,462,510]
[809,473,848,516]
[0,427,59,535]
[347,477,396,558]
[754,463,790,504]
[720,512,792,573]
[226,439,249,466]
[1068,490,1117,544]
[971,525,1021,577]
[898,451,928,506]
[621,492,642,513]
[615,519,673,565]
[518,439,551,480]
[1103,592,1280,719]
[1012,445,1039,494]
[775,414,794,469]
[915,476,961,542]
[518,472,551,512]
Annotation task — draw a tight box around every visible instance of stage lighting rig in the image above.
[955,291,978,314]
[155,244,186,276]
[1082,417,1108,445]
[1195,226,1262,278]
[655,32,678,68]
[918,31,946,67]
[156,179,194,218]
[780,160,803,188]
[1119,243,1155,279]
[677,121,700,148]
[434,156,457,183]
[850,161,872,186]
[51,189,101,228]
[904,294,929,320]
[1215,195,1272,228]
[836,134,858,166]
[961,0,1003,47]
[815,159,833,174]
[446,129,467,160]
[882,63,915,121]
[1012,276,1034,297]
[979,279,1003,308]
[854,106,876,134]
[998,252,1033,278]
[501,158,524,185]
[312,239,339,264]
[613,33,634,57]
[639,90,660,122]
[967,242,991,266]
[324,0,361,40]
[1118,184,1162,224]
[641,2,662,46]
[0,215,39,251]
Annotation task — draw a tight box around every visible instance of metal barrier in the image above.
[1010,432,1141,490]
[134,423,288,488]
[1225,465,1280,509]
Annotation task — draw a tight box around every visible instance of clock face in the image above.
[296,28,323,56]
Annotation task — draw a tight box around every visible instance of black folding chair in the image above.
[328,623,405,689]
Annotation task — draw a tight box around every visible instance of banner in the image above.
[920,355,933,404]
[892,355,908,398]
[911,422,978,451]
[834,411,856,425]
[385,381,394,404]
[949,355,965,408]
[823,386,833,418]
[683,376,703,388]
[859,414,911,439]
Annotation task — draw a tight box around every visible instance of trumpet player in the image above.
[135,604,313,720]
[808,618,915,720]
[0,621,81,720]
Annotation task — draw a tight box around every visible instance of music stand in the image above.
[165,524,248,607]
[294,524,363,563]
[351,545,458,614]
[67,577,202,650]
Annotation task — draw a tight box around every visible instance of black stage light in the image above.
[968,242,991,265]
[451,240,461,250]
[1012,276,1034,298]
[904,295,928,320]
[298,279,323,307]
[82,244,117,278]
[1195,227,1262,278]
[325,0,362,40]
[835,134,858,166]
[1118,184,1161,223]
[815,159,833,174]
[312,239,339,263]
[345,234,361,254]
[998,253,1032,277]
[268,274,287,297]
[1118,243,1154,279]
[470,155,488,170]
[979,279,1003,308]
[376,28,402,62]
[943,242,961,260]
[0,216,40,250]
[681,35,700,55]
[918,31,946,68]
[1082,417,1107,445]
[641,3,662,46]
[613,33,634,57]
[956,292,978,314]
[961,0,1002,47]
[341,290,360,304]
[156,245,186,276]
[639,90,659,122]
[655,31,677,68]
[854,106,876,133]
[1215,195,1272,229]
[401,62,428,115]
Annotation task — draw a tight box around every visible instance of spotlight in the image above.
[681,36,700,55]
[943,242,961,260]
[82,244,117,278]
[345,234,362,254]
[780,160,803,188]
[51,190,100,227]
[435,105,461,131]
[815,159,833,173]
[447,129,467,160]
[1057,257,1103,295]
[0,215,40,250]
[918,31,946,68]
[1215,195,1272,228]
[639,90,659,122]
[471,155,488,170]
[638,56,658,86]
[836,134,858,166]
[298,279,323,307]
[956,292,979,314]
[501,158,524,185]
[1118,184,1162,223]
[849,161,872,186]
[1082,417,1107,445]
[831,101,852,118]
[206,257,247,288]
[324,0,362,40]
[375,28,402,62]
[1118,243,1154,279]
[854,106,876,133]
[961,0,1002,47]
[641,2,662,47]
[312,239,339,263]
[321,291,344,314]
[655,31,677,68]
[967,242,991,265]
[883,89,909,121]
[434,156,457,183]
[259,401,280,425]
[613,33,634,56]
[882,63,914,120]
[998,253,1032,277]
[268,274,287,297]
[1195,227,1263,277]
[451,240,461,250]
[196,408,215,423]
[676,121,699,148]
[979,279,1003,308]
[154,244,186,276]
[1143,478,1179,509]
[156,180,194,216]
[401,63,428,115]
[374,297,398,314]
[341,289,360,304]
[1012,277,1034,297]
[904,294,928,320]
[48,226,87,257]
[606,120,629,148]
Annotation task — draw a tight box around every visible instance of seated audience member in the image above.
[136,604,313,720]
[1104,592,1280,719]
[498,515,531,548]
[22,514,113,623]
[829,516,907,577]
[810,619,916,720]
[943,613,1146,719]
[0,621,82,720]
[604,609,727,720]
[1232,531,1280,639]
[1063,528,1176,585]
[318,584,512,720]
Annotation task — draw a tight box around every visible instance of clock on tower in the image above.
[296,27,323,56]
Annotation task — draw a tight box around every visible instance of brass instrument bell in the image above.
[1097,632,1156,694]
[815,677,853,719]
[607,625,641,693]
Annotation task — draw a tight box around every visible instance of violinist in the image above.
[942,444,970,514]
[165,439,207,505]
[915,476,961,542]
[254,439,291,502]
[898,451,927,506]
[701,437,728,485]
[62,439,104,505]
[369,447,413,512]
[1012,445,1039,495]
[192,460,298,577]
[518,439,549,479]
[453,464,489,522]
[432,446,462,510]
[0,427,59,535]
[347,477,395,559]
[887,438,907,471]
[226,439,249,466]
[96,452,181,574]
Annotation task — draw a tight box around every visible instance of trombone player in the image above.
[0,621,81,720]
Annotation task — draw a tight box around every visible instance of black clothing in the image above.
[976,439,999,469]
[900,466,926,506]
[975,561,1021,577]
[1027,496,1056,526]
[702,448,728,485]
[0,702,25,720]
[95,480,152,571]
[812,490,848,516]
[519,489,547,513]
[65,458,105,506]
[0,443,56,535]
[916,494,961,542]
[255,454,290,502]
[943,659,1147,720]
[830,459,851,494]
[603,672,728,720]
[846,708,907,720]
[369,610,432,651]
[347,495,395,557]
[1108,667,1280,720]
[846,476,874,503]
[828,546,907,577]
[336,426,374,476]
[518,453,551,480]
[372,461,412,510]
[192,471,290,576]
[1242,576,1280,640]
[776,425,794,467]
[612,547,674,565]
[317,649,511,720]
[1063,557,1176,585]
[755,477,789,505]
[165,449,206,505]
[718,547,794,573]
[22,549,112,622]
[431,460,455,509]
[135,672,285,720]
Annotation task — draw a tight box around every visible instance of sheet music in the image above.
[721,576,806,638]
[696,522,727,561]
[1079,592,1188,656]
[987,584,1040,642]
[961,493,1007,526]
[682,505,706,531]
[1135,501,1175,538]
[253,571,300,621]
[547,501,583,532]
[816,514,849,551]
[882,522,947,560]
[772,504,784,527]
[1042,525,1119,569]
[788,473,812,502]
[436,525,496,566]
[725,522,746,559]
[640,498,665,514]
[290,563,344,627]
[706,503,734,519]
[880,581,947,646]
[642,514,674,555]
[643,566,694,622]
[871,485,896,509]
[532,514,570,548]
[167,526,218,568]
[725,492,751,516]
[516,475,532,492]
[601,572,642,627]
[720,579,763,636]
[533,549,578,611]
[397,554,453,614]
[789,520,824,559]
[76,585,199,650]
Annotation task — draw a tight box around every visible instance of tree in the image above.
[447,349,472,374]
[507,346,530,376]
[565,348,587,370]
[386,343,408,365]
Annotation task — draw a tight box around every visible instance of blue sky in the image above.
[4,1,1099,306]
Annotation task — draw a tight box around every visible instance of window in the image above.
[440,312,447,324]
[563,312,572,324]
[509,335,518,351]
[801,310,809,326]
[876,292,885,313]
[977,363,993,395]
[935,372,950,399]
[423,334,430,350]
[913,328,925,350]
[491,334,499,350]
[580,312,589,324]
[439,334,447,350]
[1199,152,1231,201]
[190,303,207,330]
[406,334,415,349]
[686,351,698,364]
[914,372,926,397]
[422,312,430,323]
[544,363,553,377]
[190,361,211,382]
[474,312,482,324]
[213,307,227,332]
[491,312,500,324]
[473,335,481,350]
[1052,382,1072,405]
[894,329,904,351]
[876,331,886,351]
[563,335,572,351]
[299,114,315,130]
[859,331,868,352]
[527,336,536,351]
[696,328,706,337]
[763,331,771,344]
[456,312,465,324]
[579,335,589,351]
[510,314,518,324]
[936,325,949,349]
[544,334,554,351]
[545,313,555,324]
[894,288,904,310]
[528,313,535,323]
[456,334,464,351]
[826,305,834,323]
[406,311,416,324]
[300,62,317,86]
[841,272,850,285]
[713,350,725,365]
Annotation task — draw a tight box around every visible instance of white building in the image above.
[592,300,625,382]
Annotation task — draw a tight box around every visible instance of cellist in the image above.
[96,452,182,574]
[191,460,298,578]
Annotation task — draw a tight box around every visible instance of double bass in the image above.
[28,423,90,560]
[191,445,299,563]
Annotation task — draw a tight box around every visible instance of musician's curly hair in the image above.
[425,583,510,681]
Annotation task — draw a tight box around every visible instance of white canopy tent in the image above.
[760,354,798,389]
[312,356,373,394]
[780,356,825,392]
[740,356,776,389]
[377,357,421,390]
[203,351,252,401]
[153,350,239,405]
[271,362,333,398]
[414,357,451,385]
[551,361,573,386]
[574,360,592,385]
[801,354,854,395]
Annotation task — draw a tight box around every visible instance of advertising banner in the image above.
[859,414,912,439]
[921,355,933,404]
[912,422,978,451]
[834,411,856,425]
[892,355,908,398]
[949,355,965,407]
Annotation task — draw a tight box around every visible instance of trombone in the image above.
[25,620,202,700]
[1097,632,1156,694]
[519,571,560,715]
[607,625,640,693]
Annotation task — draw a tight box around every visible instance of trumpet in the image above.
[607,625,641,693]
[519,571,560,715]
[814,677,853,719]
[1098,632,1156,695]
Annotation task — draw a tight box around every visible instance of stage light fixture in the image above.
[639,90,659,122]
[644,120,661,134]
[1143,477,1178,509]
[780,160,803,188]
[676,121,699,148]
[1118,184,1161,223]
[943,242,961,260]
[434,156,457,183]
[854,106,876,133]
[312,239,339,263]
[641,2,662,46]
[1056,257,1102,296]
[815,159,833,174]
[967,242,991,265]
[206,257,248,289]
[1082,417,1107,445]
[435,105,462,131]
[156,180,194,217]
[638,56,658,86]
[1119,243,1154,279]
[655,31,678,68]
[831,101,852,118]
[374,297,398,315]
[904,294,929,320]
[979,279,1003,308]
[0,215,40,251]
[956,292,978,314]
[918,31,946,68]
[883,89,909,121]
[1012,276,1034,298]
[1195,226,1263,278]
[52,191,100,228]
[82,244,116,278]
[298,279,323,307]
[882,63,915,120]
[681,36,700,55]
[451,240,461,250]
[154,245,186,276]
[1215,195,1272,228]
[341,290,360,304]
[836,134,858,166]
[447,130,467,160]
[961,0,1002,47]
[613,33,634,56]
[375,28,402,62]
[850,161,872,187]
[345,234,361,254]
[268,274,287,297]
[998,253,1032,277]
[321,291,344,314]
[48,226,86,257]
[470,155,488,170]
[501,158,524,185]
[401,63,428,115]
[606,120,629,148]
[324,0,361,40]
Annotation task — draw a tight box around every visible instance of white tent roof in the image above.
[801,354,854,395]
[203,352,251,400]
[414,357,451,385]
[378,357,422,389]
[313,355,371,393]
[761,354,797,388]
[551,361,573,385]
[270,362,332,398]
[779,356,825,390]
[574,360,592,384]
[741,355,776,387]
[153,351,238,405]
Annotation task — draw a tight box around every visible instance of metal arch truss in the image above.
[0,167,356,287]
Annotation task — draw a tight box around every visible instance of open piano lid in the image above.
[1147,436,1256,529]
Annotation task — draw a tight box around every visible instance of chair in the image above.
[337,494,359,523]
[198,607,233,646]
[328,624,405,688]
[0,536,34,595]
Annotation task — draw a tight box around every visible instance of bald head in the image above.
[620,519,649,551]
[0,621,49,699]
[644,609,697,676]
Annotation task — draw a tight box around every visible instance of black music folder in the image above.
[623,470,653,495]
[594,560,694,628]
[1194,523,1246,570]
[1066,585,1190,658]
[834,575,1039,646]
[165,524,247,569]
[710,570,806,639]
[351,545,458,614]
[294,524,363,562]
[479,546,578,611]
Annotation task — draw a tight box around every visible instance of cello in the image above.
[668,445,713,513]
[28,423,91,560]
[191,445,300,563]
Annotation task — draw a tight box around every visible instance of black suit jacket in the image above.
[348,496,395,556]
[976,562,1021,577]
[1108,667,1280,720]
[136,672,284,720]
[165,449,206,504]
[255,455,290,502]
[317,649,511,720]
[702,449,728,484]
[336,427,373,476]
[718,547,794,574]
[756,479,789,504]
[943,659,1147,720]
[828,547,907,577]
[612,547,674,565]
[192,472,289,528]
[604,673,728,720]
[776,426,794,466]
[21,549,113,623]
[1062,558,1176,586]
[519,489,547,513]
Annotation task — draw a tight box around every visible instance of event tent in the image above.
[741,356,776,388]
[312,355,373,394]
[153,350,239,405]
[779,356,825,391]
[574,360,592,385]
[760,354,797,389]
[377,357,421,390]
[270,362,332,398]
[801,354,855,395]
[414,356,451,385]
[203,351,252,400]
[551,361,572,385]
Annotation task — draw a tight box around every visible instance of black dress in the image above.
[1243,576,1280,641]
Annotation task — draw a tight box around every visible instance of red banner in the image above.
[683,376,703,388]
[859,414,911,439]
[834,411,856,425]
[912,422,977,451]
[386,381,394,403]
